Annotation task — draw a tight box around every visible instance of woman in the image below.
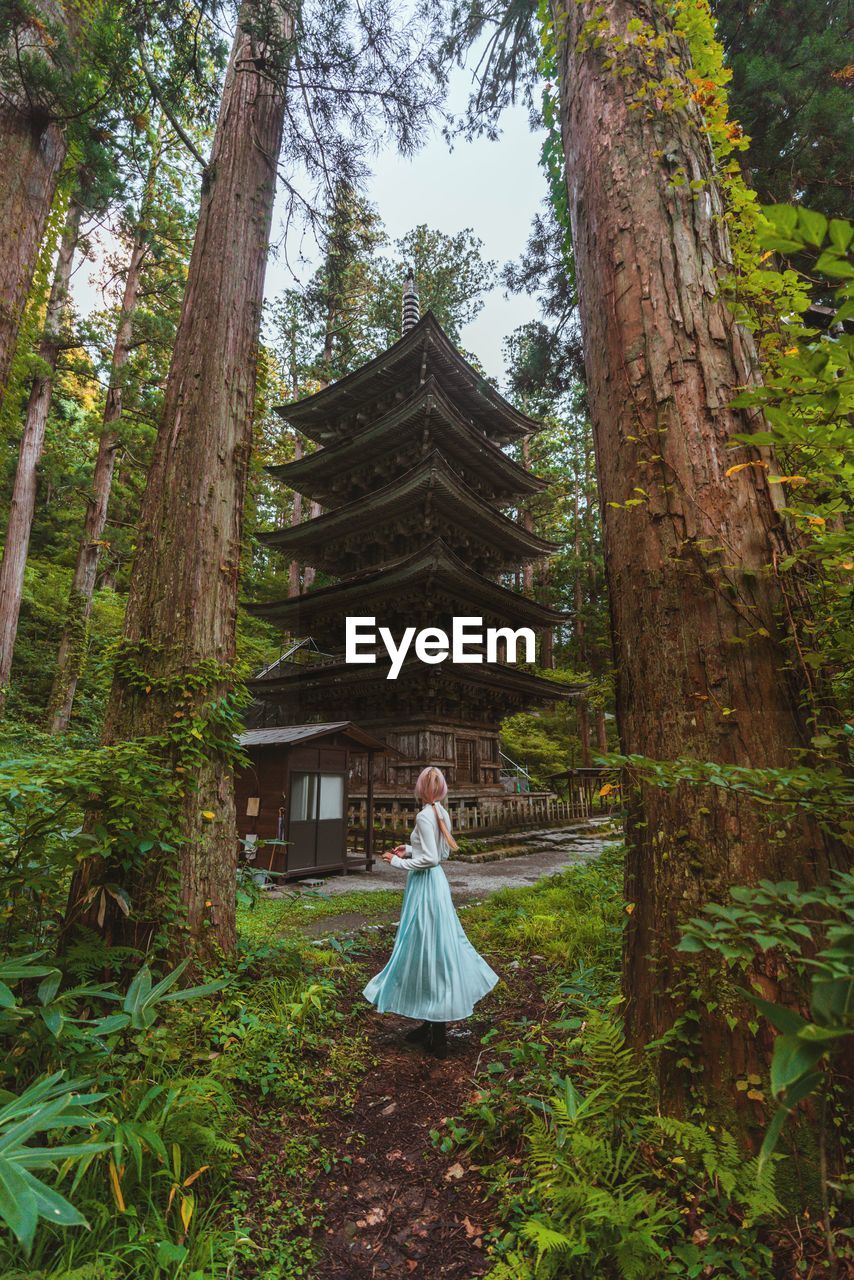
[362,766,498,1058]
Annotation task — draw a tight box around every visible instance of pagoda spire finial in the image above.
[402,269,420,335]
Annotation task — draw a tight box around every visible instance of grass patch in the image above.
[237,888,404,944]
[464,843,625,974]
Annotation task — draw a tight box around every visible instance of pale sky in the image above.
[263,92,548,386]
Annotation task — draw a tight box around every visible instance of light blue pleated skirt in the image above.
[363,864,499,1022]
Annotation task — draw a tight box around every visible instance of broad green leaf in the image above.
[828,219,853,253]
[770,1034,825,1097]
[738,989,807,1036]
[797,208,827,247]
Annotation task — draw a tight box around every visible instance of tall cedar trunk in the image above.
[0,2,74,406]
[554,0,833,1105]
[0,196,81,712]
[65,1,291,958]
[46,135,163,732]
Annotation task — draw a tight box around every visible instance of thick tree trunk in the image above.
[554,0,833,1105]
[64,1,291,959]
[0,196,81,713]
[0,2,74,406]
[47,138,162,733]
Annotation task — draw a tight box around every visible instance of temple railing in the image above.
[346,785,621,854]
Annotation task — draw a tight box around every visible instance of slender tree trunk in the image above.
[302,500,321,589]
[47,136,163,733]
[64,1,292,959]
[520,436,535,591]
[595,704,608,754]
[0,195,81,713]
[0,2,76,406]
[577,696,592,768]
[554,0,833,1104]
[288,434,303,596]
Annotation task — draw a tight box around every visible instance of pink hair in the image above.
[415,766,448,803]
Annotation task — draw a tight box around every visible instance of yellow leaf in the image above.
[598,783,614,796]
[625,903,636,915]
[183,1165,209,1189]
[725,461,767,477]
[671,1156,686,1165]
[109,1158,126,1213]
[180,1193,195,1233]
[808,516,826,526]
[769,475,807,486]
[201,811,215,821]
[784,346,799,355]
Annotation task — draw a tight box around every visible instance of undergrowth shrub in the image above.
[438,850,786,1279]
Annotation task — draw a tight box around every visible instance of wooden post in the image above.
[365,750,375,871]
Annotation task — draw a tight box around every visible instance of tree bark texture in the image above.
[67,2,292,958]
[47,139,162,733]
[0,195,81,712]
[0,1,74,407]
[554,0,834,1106]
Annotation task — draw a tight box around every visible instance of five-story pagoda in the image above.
[246,283,577,803]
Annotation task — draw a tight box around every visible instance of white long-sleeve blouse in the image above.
[390,802,451,871]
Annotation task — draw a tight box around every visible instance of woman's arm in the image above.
[390,810,440,870]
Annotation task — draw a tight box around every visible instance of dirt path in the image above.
[307,939,530,1279]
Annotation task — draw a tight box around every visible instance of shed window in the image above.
[291,772,344,821]
[319,774,344,819]
[291,773,318,822]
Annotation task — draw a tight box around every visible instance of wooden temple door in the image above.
[455,738,476,784]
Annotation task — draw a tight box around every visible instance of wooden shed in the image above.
[234,722,393,881]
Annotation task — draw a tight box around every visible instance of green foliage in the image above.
[0,1075,111,1254]
[715,0,853,221]
[680,873,854,1160]
[730,207,853,726]
[440,857,783,1279]
[463,843,625,972]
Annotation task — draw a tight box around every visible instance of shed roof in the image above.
[238,722,392,752]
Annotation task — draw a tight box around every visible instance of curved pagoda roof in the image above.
[275,311,540,447]
[249,655,581,724]
[245,537,566,644]
[259,450,557,574]
[268,377,546,505]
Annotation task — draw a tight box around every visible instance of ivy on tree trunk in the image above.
[64,0,293,961]
[553,0,835,1108]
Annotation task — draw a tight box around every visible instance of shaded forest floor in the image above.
[234,927,539,1279]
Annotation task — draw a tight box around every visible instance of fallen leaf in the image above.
[445,1162,465,1181]
[406,1263,418,1274]
[365,1207,386,1226]
[462,1215,483,1239]
[380,1101,397,1116]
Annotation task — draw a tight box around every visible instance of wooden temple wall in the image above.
[348,723,502,792]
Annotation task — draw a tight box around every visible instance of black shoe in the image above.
[426,1022,448,1059]
[404,1020,432,1044]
